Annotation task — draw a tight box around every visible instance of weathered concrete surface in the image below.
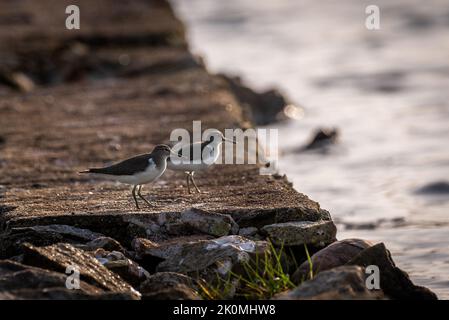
[0,0,329,240]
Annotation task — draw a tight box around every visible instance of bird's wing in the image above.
[89,154,152,175]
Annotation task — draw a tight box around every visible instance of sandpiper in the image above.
[167,129,235,193]
[80,144,175,209]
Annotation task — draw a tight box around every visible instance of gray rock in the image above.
[92,249,150,288]
[132,235,212,260]
[231,207,332,229]
[347,243,438,300]
[0,288,137,300]
[302,128,339,151]
[274,266,383,300]
[21,243,141,299]
[22,225,104,241]
[140,272,200,300]
[124,208,238,241]
[141,283,201,300]
[79,236,126,253]
[261,221,337,246]
[160,208,239,237]
[219,74,288,125]
[414,181,449,195]
[238,227,258,237]
[0,260,136,300]
[0,70,35,92]
[292,238,373,283]
[0,224,105,258]
[142,272,197,289]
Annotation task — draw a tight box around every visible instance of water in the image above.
[170,0,449,298]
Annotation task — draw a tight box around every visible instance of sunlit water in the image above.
[170,0,449,298]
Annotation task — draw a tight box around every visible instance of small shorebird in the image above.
[167,129,235,193]
[80,144,175,209]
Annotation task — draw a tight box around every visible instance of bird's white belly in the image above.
[167,161,211,172]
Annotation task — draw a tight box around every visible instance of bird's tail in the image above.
[79,168,109,174]
[79,168,106,174]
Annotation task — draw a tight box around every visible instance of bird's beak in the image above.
[224,137,237,144]
[170,150,189,161]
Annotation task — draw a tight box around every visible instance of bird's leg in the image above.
[132,185,140,209]
[186,172,191,194]
[190,171,201,193]
[137,185,152,207]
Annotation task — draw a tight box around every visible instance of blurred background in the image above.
[171,0,449,297]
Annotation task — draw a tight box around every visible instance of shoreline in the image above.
[0,0,438,300]
[169,0,449,299]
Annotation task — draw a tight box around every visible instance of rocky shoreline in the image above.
[0,0,437,300]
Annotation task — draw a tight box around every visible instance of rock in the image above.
[142,283,201,300]
[238,227,258,237]
[302,128,339,151]
[261,221,337,246]
[274,266,383,300]
[231,207,332,229]
[0,224,105,258]
[142,272,197,289]
[0,288,137,300]
[23,225,104,241]
[219,74,288,125]
[140,272,200,300]
[160,208,239,237]
[0,260,136,300]
[92,249,150,287]
[0,259,100,293]
[414,181,449,195]
[21,243,141,299]
[123,208,239,241]
[133,235,268,279]
[132,235,213,260]
[292,239,374,283]
[0,70,35,92]
[347,243,438,300]
[77,236,126,253]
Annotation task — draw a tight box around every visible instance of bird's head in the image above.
[152,144,174,158]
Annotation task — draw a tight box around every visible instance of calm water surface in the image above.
[171,0,449,298]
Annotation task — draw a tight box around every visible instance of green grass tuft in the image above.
[197,241,314,300]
